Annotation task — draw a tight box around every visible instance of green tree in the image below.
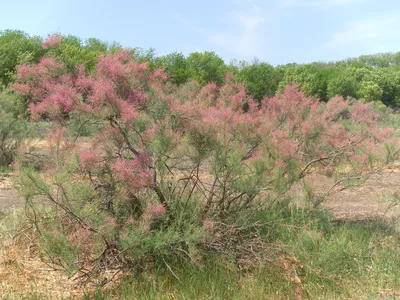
[186,51,228,85]
[0,88,29,166]
[357,81,383,102]
[0,30,44,88]
[44,34,109,72]
[277,64,328,101]
[327,68,359,99]
[154,52,189,85]
[236,62,278,101]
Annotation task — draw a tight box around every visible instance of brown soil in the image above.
[288,166,400,221]
[325,169,400,221]
[0,244,87,299]
[0,176,23,210]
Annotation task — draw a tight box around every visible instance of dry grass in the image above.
[0,244,83,299]
[0,209,97,299]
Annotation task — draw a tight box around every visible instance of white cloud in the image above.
[236,13,265,31]
[282,0,364,8]
[324,14,400,49]
[208,11,265,58]
[281,0,297,6]
[311,0,364,8]
[174,7,266,58]
[173,13,207,36]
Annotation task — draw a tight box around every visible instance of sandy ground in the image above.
[0,175,22,210]
[325,170,400,221]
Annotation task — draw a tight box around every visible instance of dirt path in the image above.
[302,170,400,221]
[0,176,23,210]
[325,171,400,221]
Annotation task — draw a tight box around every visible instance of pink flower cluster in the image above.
[12,51,396,197]
[79,150,103,171]
[13,52,166,123]
[42,34,61,49]
[68,227,92,258]
[110,156,152,190]
[142,204,167,221]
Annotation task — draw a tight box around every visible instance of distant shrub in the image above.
[0,89,28,167]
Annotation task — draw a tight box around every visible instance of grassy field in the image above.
[1,205,400,299]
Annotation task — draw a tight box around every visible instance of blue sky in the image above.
[1,0,400,65]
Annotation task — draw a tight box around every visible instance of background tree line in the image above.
[2,29,400,107]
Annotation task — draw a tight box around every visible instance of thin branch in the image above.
[203,176,218,216]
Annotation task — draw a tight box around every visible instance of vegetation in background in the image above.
[4,30,400,107]
[0,30,45,88]
[0,89,29,167]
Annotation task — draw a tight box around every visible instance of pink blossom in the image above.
[117,100,139,121]
[68,227,92,258]
[141,126,159,143]
[127,216,137,226]
[80,150,103,171]
[42,34,61,48]
[152,68,168,81]
[134,62,149,73]
[143,204,166,220]
[350,103,377,126]
[202,218,215,230]
[48,127,67,141]
[275,160,288,168]
[111,156,152,190]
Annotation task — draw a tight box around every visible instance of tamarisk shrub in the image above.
[13,48,397,277]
